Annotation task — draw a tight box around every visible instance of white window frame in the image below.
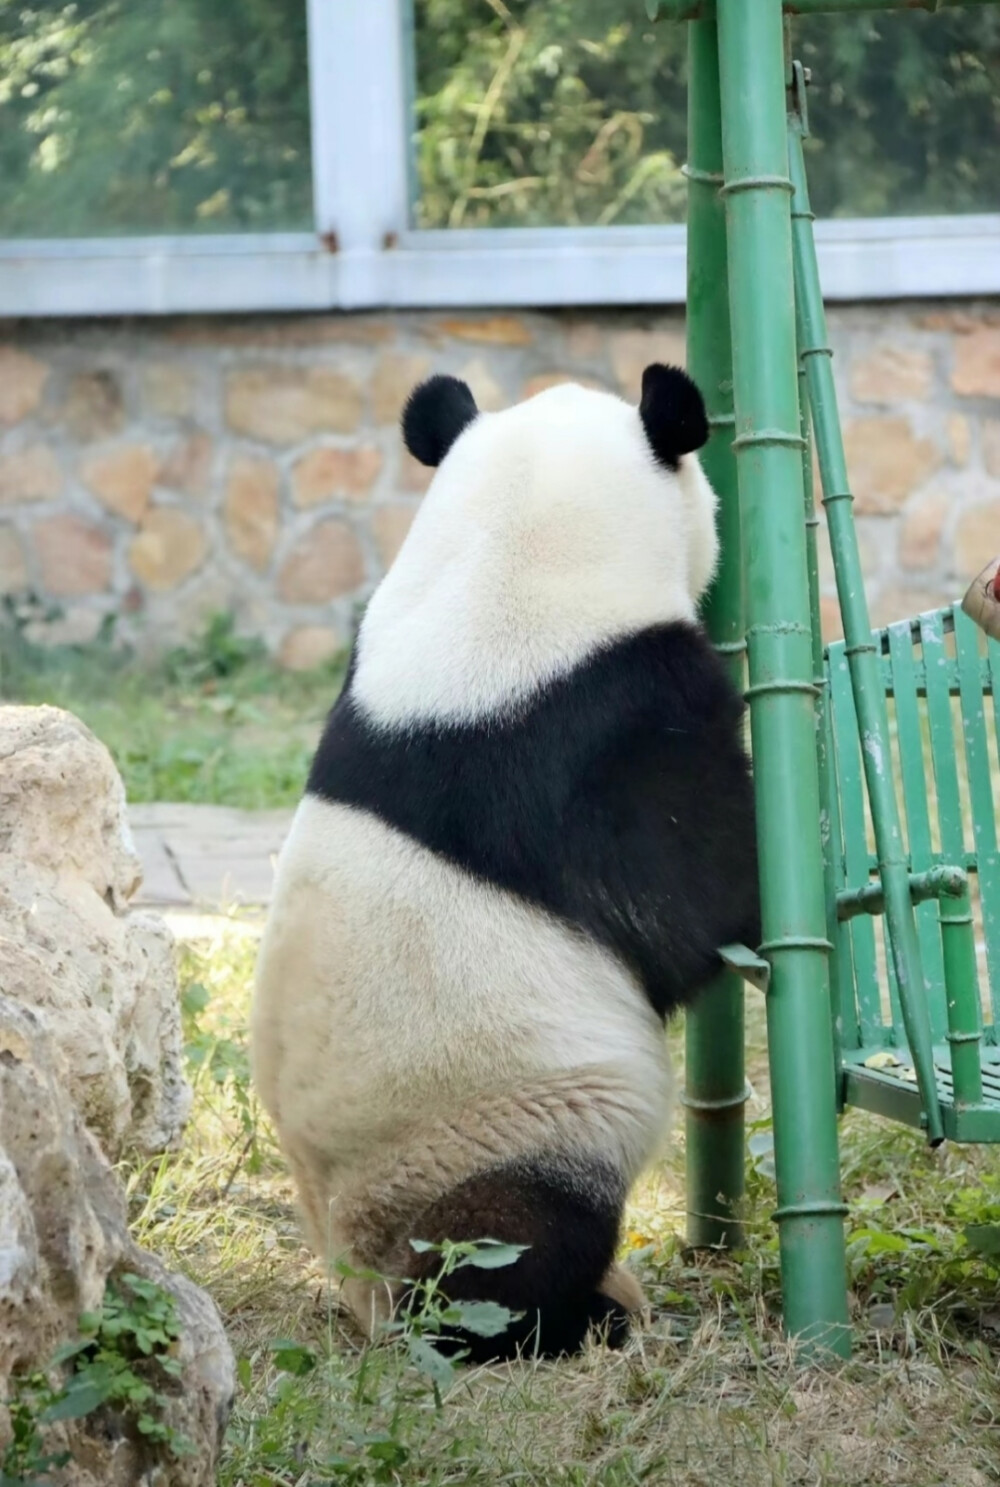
[0,0,997,317]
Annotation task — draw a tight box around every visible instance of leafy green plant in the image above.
[0,1377,70,1487]
[384,1237,528,1397]
[2,1274,191,1485]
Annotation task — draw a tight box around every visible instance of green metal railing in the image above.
[672,0,1000,1360]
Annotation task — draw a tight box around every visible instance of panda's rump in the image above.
[251,796,673,1180]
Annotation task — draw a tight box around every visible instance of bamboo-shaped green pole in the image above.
[787,112,944,1146]
[715,0,850,1356]
[684,14,748,1253]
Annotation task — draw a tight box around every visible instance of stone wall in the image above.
[0,302,998,666]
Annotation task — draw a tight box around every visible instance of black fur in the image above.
[400,1153,629,1362]
[639,363,709,470]
[307,622,760,1018]
[402,375,479,467]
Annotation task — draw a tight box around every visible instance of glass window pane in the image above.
[799,9,1000,219]
[409,1,1000,229]
[0,0,312,237]
[409,0,689,229]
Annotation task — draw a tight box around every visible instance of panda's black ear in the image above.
[402,375,479,467]
[639,364,709,470]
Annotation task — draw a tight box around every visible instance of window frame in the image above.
[0,0,996,318]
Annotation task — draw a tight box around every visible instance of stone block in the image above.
[63,369,125,442]
[373,504,417,566]
[278,518,364,603]
[609,327,686,400]
[400,449,433,493]
[225,366,363,444]
[849,345,933,404]
[951,327,1000,398]
[459,357,506,411]
[947,414,970,466]
[291,445,382,507]
[0,347,49,425]
[981,419,1000,479]
[435,315,533,346]
[520,372,605,400]
[33,514,112,596]
[870,584,950,629]
[0,524,27,593]
[372,352,432,425]
[160,431,214,498]
[143,362,195,419]
[844,417,942,514]
[0,444,62,504]
[278,624,343,671]
[80,443,159,523]
[900,487,951,571]
[224,454,279,572]
[129,507,207,591]
[955,501,1000,581]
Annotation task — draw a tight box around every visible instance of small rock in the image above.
[0,444,63,504]
[32,514,113,596]
[291,446,382,507]
[81,444,159,524]
[129,508,207,592]
[0,347,50,424]
[278,624,343,671]
[278,519,364,603]
[225,367,362,444]
[224,455,279,572]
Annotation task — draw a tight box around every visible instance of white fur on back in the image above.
[252,796,674,1187]
[353,383,719,726]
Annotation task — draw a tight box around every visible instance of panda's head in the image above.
[355,365,719,726]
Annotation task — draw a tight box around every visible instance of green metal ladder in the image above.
[645,0,1000,1357]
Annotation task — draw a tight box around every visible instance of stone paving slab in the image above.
[130,803,294,910]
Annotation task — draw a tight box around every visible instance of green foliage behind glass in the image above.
[0,2,996,235]
[411,0,1000,228]
[0,0,311,235]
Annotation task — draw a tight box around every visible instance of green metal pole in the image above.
[787,113,944,1146]
[684,15,748,1254]
[940,886,984,1109]
[715,0,850,1357]
[798,314,847,1112]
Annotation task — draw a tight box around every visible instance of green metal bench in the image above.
[642,0,1000,1358]
[829,606,1000,1145]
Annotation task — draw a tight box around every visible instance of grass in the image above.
[119,918,1000,1487]
[5,603,1000,1481]
[0,605,344,809]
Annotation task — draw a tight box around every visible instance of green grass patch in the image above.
[0,606,345,809]
[115,922,1000,1487]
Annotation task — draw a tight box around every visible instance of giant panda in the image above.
[251,364,759,1363]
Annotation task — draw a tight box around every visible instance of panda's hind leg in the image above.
[398,1151,631,1362]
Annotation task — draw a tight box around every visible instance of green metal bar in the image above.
[953,611,1000,1005]
[787,117,943,1146]
[940,884,985,1108]
[829,648,884,1044]
[836,865,967,922]
[716,0,849,1357]
[645,0,996,21]
[684,14,748,1254]
[886,620,948,1039]
[798,303,847,1101]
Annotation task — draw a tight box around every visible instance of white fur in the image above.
[252,797,675,1263]
[353,382,718,727]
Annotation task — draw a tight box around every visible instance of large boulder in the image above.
[0,996,234,1486]
[0,706,191,1158]
[0,705,234,1483]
